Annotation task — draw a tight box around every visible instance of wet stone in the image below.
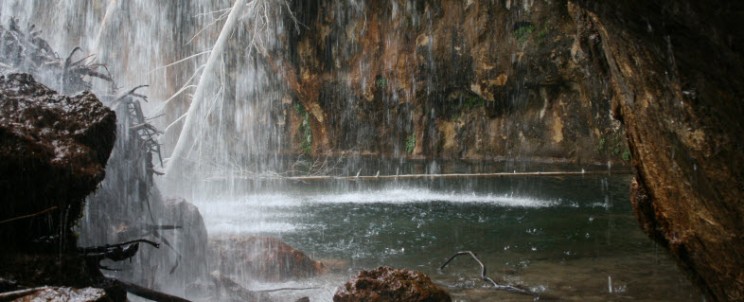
[333,266,451,302]
[209,236,326,282]
[0,73,116,251]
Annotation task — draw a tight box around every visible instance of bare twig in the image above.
[439,251,534,296]
[0,287,47,301]
[63,47,83,69]
[0,206,58,225]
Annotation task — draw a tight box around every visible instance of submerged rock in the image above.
[209,236,326,282]
[333,266,451,302]
[161,197,209,285]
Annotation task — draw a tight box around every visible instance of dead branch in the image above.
[0,287,47,301]
[0,206,58,225]
[63,47,83,69]
[439,251,534,296]
[69,54,96,67]
[0,287,41,300]
[115,85,149,103]
[148,167,165,176]
[79,239,160,269]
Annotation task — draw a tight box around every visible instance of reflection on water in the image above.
[195,174,701,301]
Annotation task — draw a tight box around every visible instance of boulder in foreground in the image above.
[333,266,451,302]
[0,73,115,251]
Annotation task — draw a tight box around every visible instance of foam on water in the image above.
[311,188,555,207]
[195,187,558,235]
[200,187,555,207]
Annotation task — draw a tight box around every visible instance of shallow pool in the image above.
[195,173,701,301]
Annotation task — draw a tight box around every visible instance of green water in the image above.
[198,174,701,301]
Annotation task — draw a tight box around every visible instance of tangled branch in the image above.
[439,251,538,297]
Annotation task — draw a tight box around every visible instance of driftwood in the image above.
[0,287,46,301]
[439,251,537,297]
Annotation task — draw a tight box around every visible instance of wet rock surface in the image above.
[287,1,744,300]
[0,73,120,298]
[3,286,110,302]
[0,73,115,251]
[568,1,744,301]
[333,266,451,302]
[283,0,629,163]
[209,236,326,282]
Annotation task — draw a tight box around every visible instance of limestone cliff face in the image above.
[283,0,628,163]
[283,1,744,300]
[567,1,744,301]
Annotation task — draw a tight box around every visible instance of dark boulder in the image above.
[0,73,120,298]
[333,266,451,302]
[0,73,115,251]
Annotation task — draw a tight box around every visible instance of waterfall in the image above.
[0,1,294,194]
[0,0,295,296]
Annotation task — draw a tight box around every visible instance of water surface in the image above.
[195,173,700,301]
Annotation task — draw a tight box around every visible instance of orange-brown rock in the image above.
[333,266,451,302]
[284,0,628,163]
[210,236,325,282]
[567,1,744,301]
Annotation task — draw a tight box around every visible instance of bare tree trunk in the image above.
[164,0,247,181]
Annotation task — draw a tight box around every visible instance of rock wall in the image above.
[284,1,744,300]
[566,1,744,301]
[282,0,629,163]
